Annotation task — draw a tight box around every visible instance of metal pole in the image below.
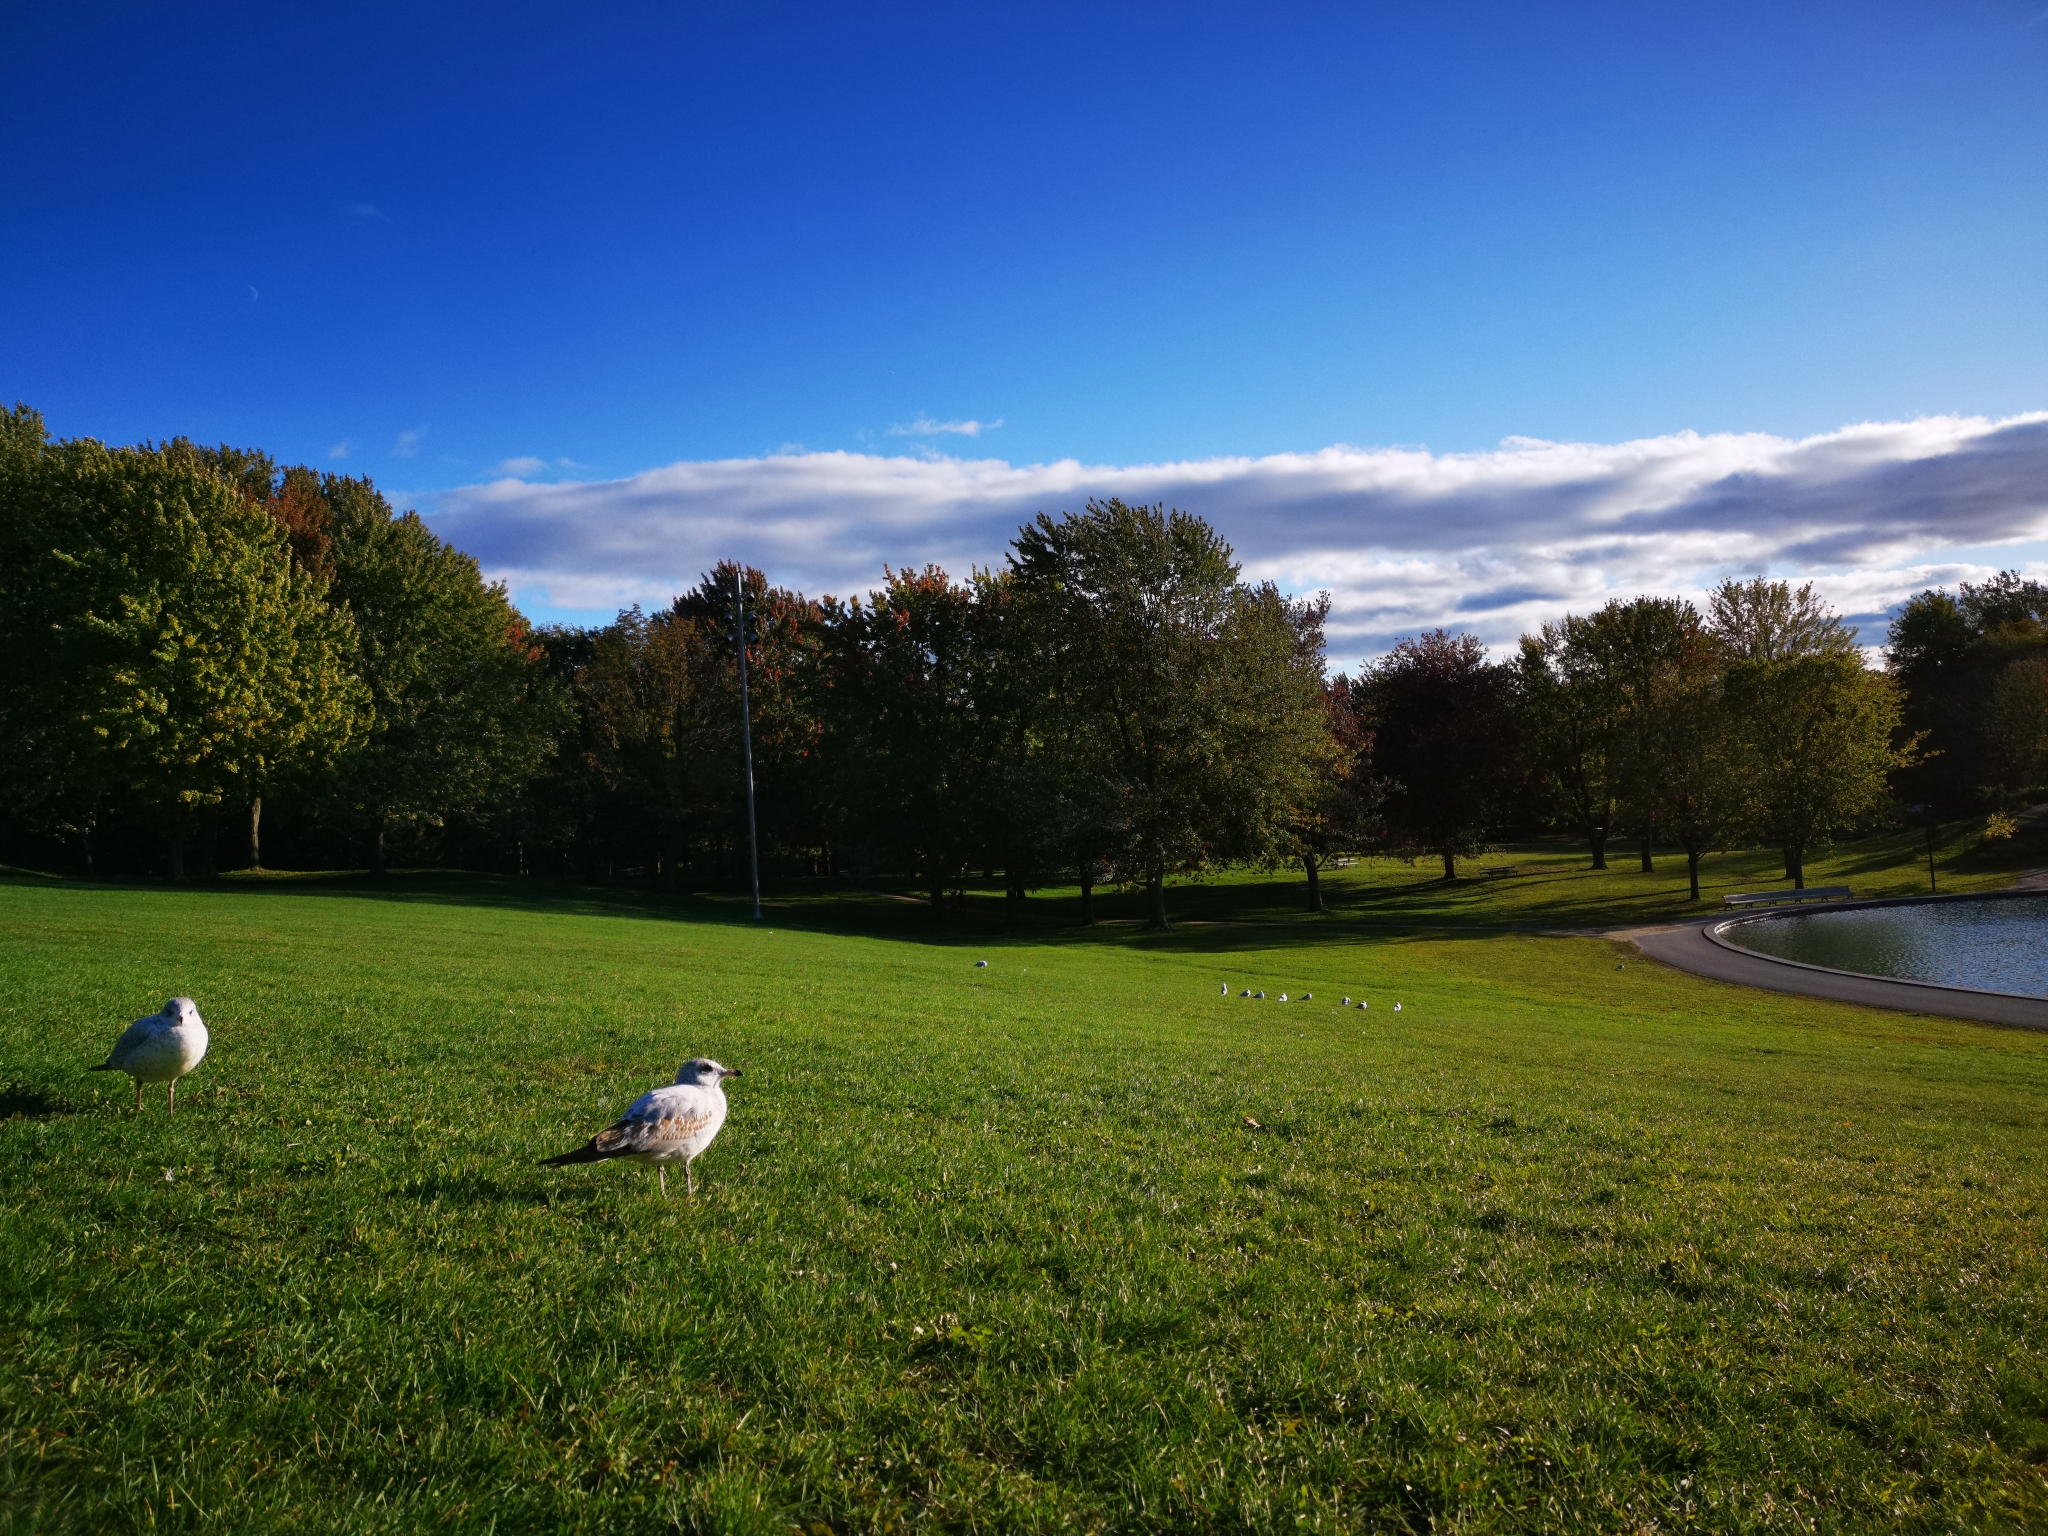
[735,568,763,921]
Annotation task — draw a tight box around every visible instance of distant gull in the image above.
[1220,984,1228,995]
[1254,990,1266,999]
[1394,1003,1403,1011]
[543,1057,742,1198]
[975,960,989,968]
[1279,993,1289,1002]
[1342,996,1351,1006]
[90,997,208,1112]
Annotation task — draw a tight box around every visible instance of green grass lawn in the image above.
[2,839,2045,1533]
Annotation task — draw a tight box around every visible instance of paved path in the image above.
[1618,888,2048,1030]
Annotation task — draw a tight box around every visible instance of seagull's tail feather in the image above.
[541,1141,611,1166]
[86,1062,120,1073]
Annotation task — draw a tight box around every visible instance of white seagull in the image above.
[91,997,208,1112]
[543,1057,741,1198]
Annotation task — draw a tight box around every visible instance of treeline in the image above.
[3,405,2039,916]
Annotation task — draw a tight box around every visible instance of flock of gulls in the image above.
[1216,981,1399,1010]
[94,962,1391,1200]
[90,997,743,1201]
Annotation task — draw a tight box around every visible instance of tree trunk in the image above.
[78,827,94,878]
[371,825,388,877]
[1588,827,1608,870]
[930,860,945,913]
[1079,862,1095,925]
[1005,864,1025,924]
[1686,847,1702,902]
[1304,853,1325,912]
[245,797,262,870]
[167,831,186,883]
[1441,847,1456,880]
[1145,865,1171,931]
[1782,845,1796,880]
[1639,835,1653,873]
[1790,841,1805,890]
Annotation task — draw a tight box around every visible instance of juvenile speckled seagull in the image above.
[91,997,208,1112]
[542,1057,742,1198]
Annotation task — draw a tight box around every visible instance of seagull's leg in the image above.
[132,1080,142,1113]
[687,1159,696,1198]
[658,1165,668,1200]
[167,1079,176,1115]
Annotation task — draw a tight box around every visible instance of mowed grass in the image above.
[1,866,2046,1533]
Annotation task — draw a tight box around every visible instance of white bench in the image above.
[1722,885,1851,908]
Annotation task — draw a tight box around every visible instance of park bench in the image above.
[1722,885,1851,908]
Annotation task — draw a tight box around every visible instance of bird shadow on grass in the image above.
[0,1078,74,1121]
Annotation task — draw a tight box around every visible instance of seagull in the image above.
[1360,1000,1368,1010]
[1393,1002,1403,1011]
[1220,984,1228,995]
[542,1058,742,1198]
[1240,989,1251,998]
[1254,990,1266,999]
[1303,993,1313,1001]
[90,998,208,1112]
[1279,993,1289,1002]
[975,960,989,968]
[1342,996,1351,1006]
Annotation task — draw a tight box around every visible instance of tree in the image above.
[1518,617,1624,868]
[0,430,367,875]
[318,475,566,871]
[830,566,995,912]
[1702,580,1906,892]
[1358,629,1519,880]
[1010,499,1330,930]
[1888,571,2048,809]
[1642,620,1744,901]
[1602,596,1702,872]
[1295,672,1381,912]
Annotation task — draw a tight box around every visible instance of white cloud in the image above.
[888,414,1003,438]
[326,440,351,460]
[342,202,390,222]
[393,426,427,458]
[422,412,2048,659]
[492,455,583,479]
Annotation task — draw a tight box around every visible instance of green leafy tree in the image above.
[1010,499,1330,930]
[1517,617,1624,868]
[1710,580,1901,887]
[1643,620,1745,901]
[830,566,996,911]
[1360,630,1521,880]
[0,429,367,875]
[1888,571,2048,808]
[318,475,566,871]
[1295,668,1381,913]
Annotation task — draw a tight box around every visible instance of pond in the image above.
[1720,894,2048,998]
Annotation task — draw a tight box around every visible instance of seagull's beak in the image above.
[722,1067,743,1078]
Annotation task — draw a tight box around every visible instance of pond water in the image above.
[1721,895,2048,997]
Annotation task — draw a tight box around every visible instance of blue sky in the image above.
[6,2,2048,652]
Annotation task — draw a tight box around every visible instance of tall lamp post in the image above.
[734,567,764,922]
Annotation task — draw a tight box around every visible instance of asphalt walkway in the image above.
[1619,894,2048,1030]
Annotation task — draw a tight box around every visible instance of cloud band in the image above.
[425,413,2048,658]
